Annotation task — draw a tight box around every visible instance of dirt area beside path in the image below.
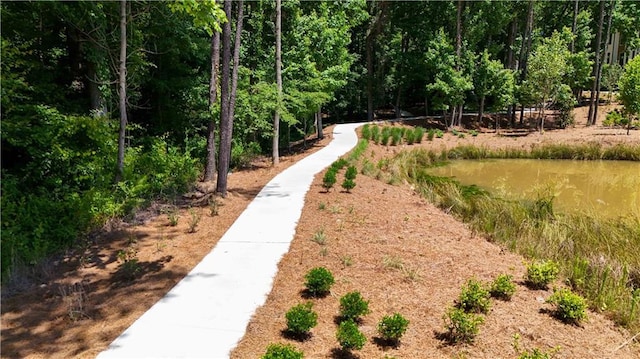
[2,105,638,359]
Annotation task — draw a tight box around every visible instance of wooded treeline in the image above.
[1,0,639,279]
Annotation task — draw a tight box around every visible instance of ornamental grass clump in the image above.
[377,313,410,344]
[526,260,559,289]
[304,267,335,297]
[285,302,318,337]
[339,291,370,321]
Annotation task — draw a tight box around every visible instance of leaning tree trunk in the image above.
[316,106,323,139]
[588,0,605,126]
[116,0,127,182]
[272,0,282,165]
[204,31,221,182]
[216,0,232,196]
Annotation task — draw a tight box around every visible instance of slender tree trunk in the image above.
[507,18,517,127]
[316,106,323,139]
[116,0,127,182]
[204,31,221,182]
[478,95,485,123]
[366,36,374,122]
[588,0,605,126]
[273,0,282,165]
[571,0,579,53]
[228,0,244,124]
[593,0,614,126]
[515,1,534,125]
[455,0,463,128]
[216,0,232,195]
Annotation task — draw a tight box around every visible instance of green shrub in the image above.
[231,141,261,169]
[304,267,335,296]
[490,274,516,300]
[443,307,484,344]
[330,158,348,171]
[322,169,337,192]
[381,127,392,145]
[336,319,367,350]
[345,165,357,180]
[339,291,370,321]
[371,125,381,144]
[470,130,479,137]
[404,130,416,145]
[391,128,403,146]
[377,313,410,343]
[459,278,491,313]
[341,179,356,192]
[603,109,625,127]
[285,302,318,336]
[262,343,304,359]
[526,261,559,289]
[547,288,587,324]
[435,129,444,138]
[517,348,553,359]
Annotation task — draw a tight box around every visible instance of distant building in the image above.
[604,32,639,67]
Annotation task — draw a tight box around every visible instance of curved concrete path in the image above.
[97,123,362,358]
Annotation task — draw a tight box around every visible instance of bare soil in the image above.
[2,107,639,358]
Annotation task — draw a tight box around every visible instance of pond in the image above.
[426,159,640,218]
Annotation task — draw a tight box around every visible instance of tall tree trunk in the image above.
[478,95,485,123]
[216,0,232,195]
[116,0,127,182]
[455,0,463,127]
[571,0,579,53]
[507,18,517,127]
[273,0,282,165]
[365,1,388,122]
[228,0,244,125]
[588,0,605,126]
[593,0,614,126]
[517,0,534,125]
[204,31,221,182]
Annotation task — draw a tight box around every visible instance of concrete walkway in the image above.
[97,123,361,359]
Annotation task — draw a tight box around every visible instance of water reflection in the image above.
[427,159,640,218]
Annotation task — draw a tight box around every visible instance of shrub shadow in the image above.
[333,315,364,326]
[330,348,360,359]
[372,336,400,349]
[280,329,313,342]
[433,330,457,347]
[299,288,330,299]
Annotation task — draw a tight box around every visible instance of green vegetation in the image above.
[547,288,588,324]
[374,147,640,331]
[490,274,517,301]
[526,261,560,290]
[459,278,491,314]
[342,165,357,192]
[322,169,338,192]
[339,291,370,322]
[336,319,367,351]
[443,307,484,344]
[262,343,304,359]
[285,302,318,337]
[304,267,335,297]
[377,313,409,344]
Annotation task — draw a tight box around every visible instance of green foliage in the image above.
[414,127,425,143]
[331,158,348,171]
[390,128,403,146]
[345,166,357,180]
[380,127,392,146]
[377,313,410,343]
[619,56,640,122]
[322,169,338,192]
[304,267,335,296]
[361,124,372,140]
[603,109,627,127]
[427,129,436,141]
[435,129,444,138]
[285,302,318,336]
[339,291,370,321]
[262,343,304,359]
[490,274,516,301]
[526,261,560,290]
[443,307,484,344]
[341,179,356,192]
[371,125,381,144]
[459,278,491,313]
[336,319,367,351]
[517,348,554,359]
[547,288,587,324]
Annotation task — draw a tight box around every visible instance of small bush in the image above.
[443,307,484,344]
[603,109,625,127]
[331,158,348,171]
[336,319,367,350]
[345,165,357,180]
[518,348,553,359]
[341,179,356,192]
[391,128,403,145]
[414,127,425,143]
[490,274,516,300]
[381,127,392,145]
[371,126,381,144]
[547,288,587,324]
[459,278,491,313]
[435,129,444,138]
[361,124,372,140]
[339,291,370,321]
[322,169,337,192]
[304,267,335,296]
[470,130,479,137]
[187,208,201,233]
[262,343,304,359]
[427,129,435,141]
[526,261,559,289]
[285,302,318,336]
[377,313,410,343]
[404,130,416,145]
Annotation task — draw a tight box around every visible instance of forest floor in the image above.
[2,104,639,358]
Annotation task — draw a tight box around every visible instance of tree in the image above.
[619,56,640,135]
[602,63,623,104]
[116,0,127,182]
[522,29,573,132]
[587,0,606,126]
[273,0,282,165]
[473,50,515,127]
